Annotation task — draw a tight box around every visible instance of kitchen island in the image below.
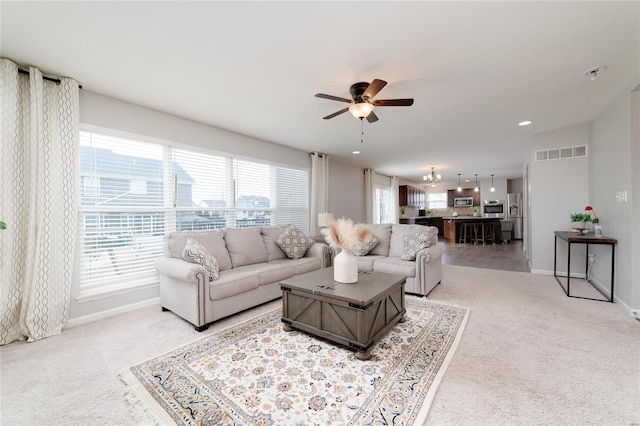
[442,216,503,244]
[399,216,444,236]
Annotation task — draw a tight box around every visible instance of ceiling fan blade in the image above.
[362,79,387,100]
[366,111,379,123]
[372,98,414,107]
[323,107,349,120]
[315,93,353,104]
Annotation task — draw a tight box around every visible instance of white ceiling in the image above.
[2,1,639,186]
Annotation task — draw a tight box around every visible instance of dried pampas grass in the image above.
[323,218,371,250]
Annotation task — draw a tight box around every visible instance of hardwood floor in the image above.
[441,239,530,273]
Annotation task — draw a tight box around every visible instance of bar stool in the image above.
[459,222,477,245]
[479,222,495,245]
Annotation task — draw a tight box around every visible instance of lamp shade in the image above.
[318,213,335,227]
[348,102,374,118]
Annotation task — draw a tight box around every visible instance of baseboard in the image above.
[66,297,161,328]
[531,269,586,279]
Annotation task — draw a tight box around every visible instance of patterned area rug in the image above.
[122,297,468,425]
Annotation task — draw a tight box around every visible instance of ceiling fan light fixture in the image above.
[349,102,374,119]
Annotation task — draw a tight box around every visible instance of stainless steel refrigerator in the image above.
[507,193,523,239]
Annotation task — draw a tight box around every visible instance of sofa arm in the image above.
[154,257,207,283]
[305,242,330,268]
[416,242,447,264]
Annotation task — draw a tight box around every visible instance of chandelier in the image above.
[423,167,442,187]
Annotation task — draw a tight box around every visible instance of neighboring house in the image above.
[235,195,271,223]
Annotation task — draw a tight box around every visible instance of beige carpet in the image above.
[1,264,639,425]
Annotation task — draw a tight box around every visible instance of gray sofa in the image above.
[154,225,329,331]
[332,223,446,296]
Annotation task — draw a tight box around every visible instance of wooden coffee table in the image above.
[280,268,407,360]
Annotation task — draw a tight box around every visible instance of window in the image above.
[375,187,394,224]
[78,129,309,298]
[427,192,447,210]
[373,173,394,224]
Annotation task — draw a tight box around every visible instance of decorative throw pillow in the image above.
[350,234,380,256]
[401,231,430,261]
[275,225,314,260]
[182,238,219,281]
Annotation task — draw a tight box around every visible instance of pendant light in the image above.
[490,174,495,192]
[474,174,479,192]
[457,174,462,192]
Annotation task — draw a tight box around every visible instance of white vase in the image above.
[334,249,358,283]
[571,221,585,230]
[594,225,603,237]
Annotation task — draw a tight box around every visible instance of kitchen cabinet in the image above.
[399,185,425,207]
[447,188,481,207]
[429,217,444,236]
[444,218,456,242]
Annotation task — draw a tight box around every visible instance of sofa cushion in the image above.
[373,257,417,278]
[269,257,322,275]
[276,225,314,259]
[356,254,387,272]
[351,234,380,256]
[166,229,232,271]
[368,224,393,256]
[208,268,260,301]
[182,238,219,281]
[389,224,438,257]
[401,232,430,261]
[224,227,268,268]
[261,225,289,261]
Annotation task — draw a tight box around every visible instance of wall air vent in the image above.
[535,145,588,162]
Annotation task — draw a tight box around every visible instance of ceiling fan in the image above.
[315,79,414,123]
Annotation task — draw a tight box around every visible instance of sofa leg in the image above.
[161,307,169,312]
[195,324,209,332]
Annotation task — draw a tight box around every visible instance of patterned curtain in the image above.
[309,152,329,236]
[0,58,79,344]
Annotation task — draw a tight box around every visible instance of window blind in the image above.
[78,129,310,296]
[78,132,167,292]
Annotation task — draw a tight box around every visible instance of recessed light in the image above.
[352,150,360,155]
[518,120,532,126]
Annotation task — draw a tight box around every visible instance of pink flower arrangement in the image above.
[585,205,599,224]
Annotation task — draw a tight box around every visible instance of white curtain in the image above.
[364,168,374,223]
[309,152,328,236]
[390,176,399,223]
[0,58,79,344]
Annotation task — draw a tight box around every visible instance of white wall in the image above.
[589,74,639,313]
[529,123,590,275]
[70,91,312,323]
[328,158,366,223]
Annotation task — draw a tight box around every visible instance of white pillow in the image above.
[350,234,380,256]
[182,238,219,281]
[275,225,314,259]
[401,232,430,261]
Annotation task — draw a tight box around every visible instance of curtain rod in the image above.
[18,68,83,89]
[364,169,394,179]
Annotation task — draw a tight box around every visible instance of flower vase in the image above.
[594,225,603,237]
[334,249,358,283]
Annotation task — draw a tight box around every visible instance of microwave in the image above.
[483,200,505,216]
[453,197,474,207]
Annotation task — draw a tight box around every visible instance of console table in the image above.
[553,231,617,302]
